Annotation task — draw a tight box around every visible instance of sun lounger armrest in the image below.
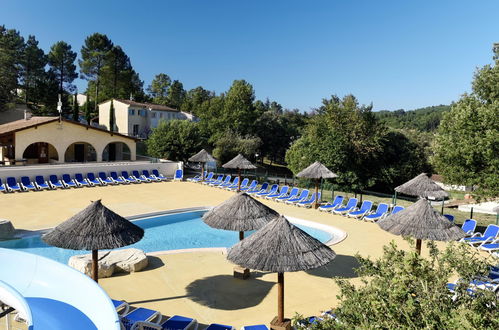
[130,320,163,330]
[470,233,483,238]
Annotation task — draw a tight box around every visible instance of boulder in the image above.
[68,248,148,278]
[0,220,15,240]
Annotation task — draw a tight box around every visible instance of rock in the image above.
[68,248,148,278]
[0,220,15,240]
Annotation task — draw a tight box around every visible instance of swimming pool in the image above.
[0,209,333,263]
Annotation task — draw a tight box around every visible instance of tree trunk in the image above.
[415,239,422,255]
[277,272,284,322]
[92,249,99,282]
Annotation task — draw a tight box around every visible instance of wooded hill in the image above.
[375,105,450,131]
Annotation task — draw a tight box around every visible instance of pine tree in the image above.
[109,100,115,132]
[72,92,79,121]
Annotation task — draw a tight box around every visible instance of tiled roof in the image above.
[114,99,179,112]
[0,116,58,136]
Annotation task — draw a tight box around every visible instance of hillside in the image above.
[375,105,450,131]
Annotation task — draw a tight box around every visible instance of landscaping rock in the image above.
[0,220,15,240]
[68,248,148,278]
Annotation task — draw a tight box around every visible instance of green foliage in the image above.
[180,86,214,115]
[296,241,498,329]
[376,105,450,132]
[47,41,78,94]
[286,95,428,191]
[146,120,206,162]
[0,25,24,111]
[433,49,499,198]
[223,80,258,136]
[147,73,171,105]
[84,99,92,124]
[212,130,261,165]
[166,80,186,109]
[72,92,79,121]
[20,35,47,108]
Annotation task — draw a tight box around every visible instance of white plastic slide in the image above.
[0,248,121,329]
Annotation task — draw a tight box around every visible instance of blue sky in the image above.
[1,0,498,111]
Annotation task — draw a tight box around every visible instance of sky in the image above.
[1,0,498,112]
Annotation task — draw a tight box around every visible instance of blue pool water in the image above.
[0,210,332,263]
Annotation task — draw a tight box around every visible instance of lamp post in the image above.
[57,94,62,122]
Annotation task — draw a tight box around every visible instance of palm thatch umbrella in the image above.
[222,154,256,192]
[296,161,338,209]
[203,192,279,241]
[227,215,336,327]
[188,149,215,181]
[42,200,144,282]
[395,173,449,200]
[378,198,465,254]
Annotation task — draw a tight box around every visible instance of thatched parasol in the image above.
[227,215,336,327]
[222,154,256,192]
[42,200,144,282]
[202,192,279,241]
[296,161,338,209]
[188,149,215,181]
[378,198,465,254]
[395,173,449,200]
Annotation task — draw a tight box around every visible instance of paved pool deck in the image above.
[0,181,461,328]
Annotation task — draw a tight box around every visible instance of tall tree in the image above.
[0,25,24,111]
[434,48,499,198]
[180,86,214,114]
[109,99,115,132]
[20,35,47,108]
[72,92,79,121]
[47,41,77,95]
[79,33,113,111]
[166,80,186,109]
[147,73,171,104]
[223,80,257,136]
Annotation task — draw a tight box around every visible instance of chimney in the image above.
[24,110,32,120]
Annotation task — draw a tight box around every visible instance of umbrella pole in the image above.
[278,272,284,323]
[415,239,422,255]
[239,231,244,241]
[92,249,98,282]
[237,169,241,192]
[201,163,205,181]
[314,179,319,209]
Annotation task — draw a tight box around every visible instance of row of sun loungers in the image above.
[0,169,183,192]
[460,223,499,254]
[447,265,499,297]
[113,299,268,330]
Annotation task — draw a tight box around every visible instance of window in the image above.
[128,109,135,116]
[159,113,163,118]
[139,109,147,117]
[151,112,156,118]
[132,124,139,136]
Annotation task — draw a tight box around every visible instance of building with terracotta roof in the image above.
[98,99,197,138]
[0,115,137,165]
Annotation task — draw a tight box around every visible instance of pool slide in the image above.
[0,248,121,330]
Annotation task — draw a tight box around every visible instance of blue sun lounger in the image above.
[48,175,65,189]
[188,171,207,182]
[0,178,6,193]
[206,323,235,330]
[363,203,390,222]
[229,178,248,190]
[152,169,169,181]
[121,171,140,184]
[20,176,36,191]
[346,200,373,219]
[214,175,231,188]
[34,176,51,190]
[461,219,477,236]
[242,325,269,330]
[74,173,90,187]
[332,197,358,215]
[121,307,161,330]
[162,315,198,330]
[111,299,129,316]
[240,180,258,192]
[461,224,499,246]
[248,182,268,195]
[390,205,405,215]
[220,177,238,189]
[297,192,321,208]
[318,195,344,212]
[478,240,499,253]
[111,171,128,184]
[6,177,23,192]
[256,184,278,198]
[275,187,299,203]
[143,170,161,182]
[203,174,224,186]
[62,174,79,188]
[443,214,455,222]
[87,172,104,186]
[98,172,115,185]
[173,169,183,181]
[132,170,151,183]
[286,189,309,205]
[266,185,289,200]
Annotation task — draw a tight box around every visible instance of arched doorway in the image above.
[102,142,131,161]
[64,142,97,162]
[22,142,59,164]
